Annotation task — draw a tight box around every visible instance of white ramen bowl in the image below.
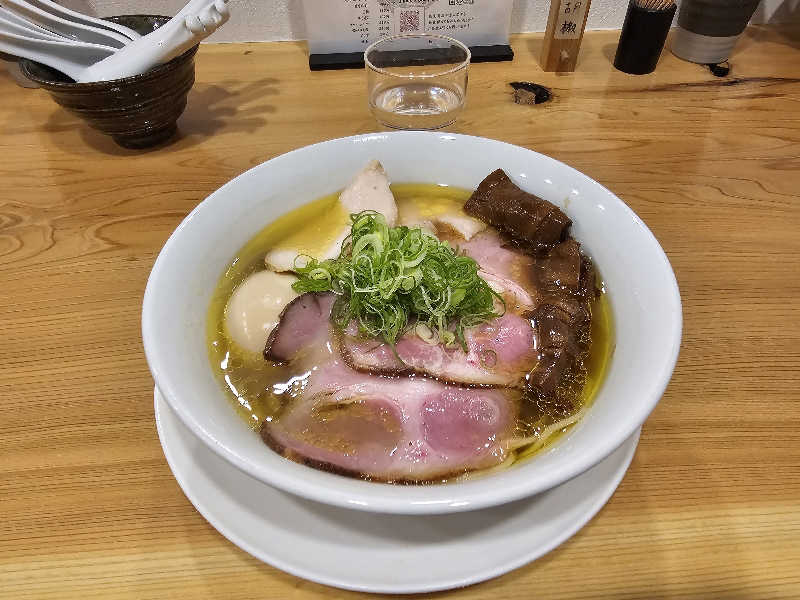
[143,132,681,515]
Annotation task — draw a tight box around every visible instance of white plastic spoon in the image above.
[0,6,66,41]
[23,0,141,41]
[1,0,131,47]
[1,14,71,42]
[172,0,222,20]
[0,29,118,80]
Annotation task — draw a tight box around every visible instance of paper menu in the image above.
[302,0,513,55]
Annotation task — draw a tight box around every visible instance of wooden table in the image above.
[2,26,799,599]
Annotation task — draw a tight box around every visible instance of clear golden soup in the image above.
[207,184,614,471]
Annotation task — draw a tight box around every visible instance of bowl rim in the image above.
[142,131,683,514]
[19,14,198,88]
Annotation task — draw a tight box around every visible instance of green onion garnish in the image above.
[291,211,502,350]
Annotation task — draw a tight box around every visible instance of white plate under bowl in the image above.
[155,387,641,594]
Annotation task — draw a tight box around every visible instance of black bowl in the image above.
[21,15,198,149]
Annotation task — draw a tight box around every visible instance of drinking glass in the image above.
[365,33,470,130]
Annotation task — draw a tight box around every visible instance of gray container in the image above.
[671,0,760,64]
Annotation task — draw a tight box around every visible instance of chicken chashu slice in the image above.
[265,160,397,272]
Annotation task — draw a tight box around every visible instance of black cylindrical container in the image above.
[613,2,677,75]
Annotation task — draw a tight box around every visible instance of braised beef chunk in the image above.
[535,305,580,356]
[528,348,570,396]
[578,256,599,300]
[523,235,598,399]
[527,305,581,396]
[464,169,572,255]
[533,238,582,290]
[526,292,592,398]
[537,296,588,327]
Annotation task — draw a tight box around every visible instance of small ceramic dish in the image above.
[20,15,197,149]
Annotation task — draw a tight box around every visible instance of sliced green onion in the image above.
[290,211,502,349]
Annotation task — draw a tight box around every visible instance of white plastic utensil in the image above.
[171,0,219,20]
[0,7,66,41]
[22,0,141,41]
[2,0,131,47]
[0,29,116,80]
[80,0,230,83]
[0,15,62,42]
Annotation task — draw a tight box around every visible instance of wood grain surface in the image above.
[2,26,799,599]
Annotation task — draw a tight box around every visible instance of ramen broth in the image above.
[207,184,613,475]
